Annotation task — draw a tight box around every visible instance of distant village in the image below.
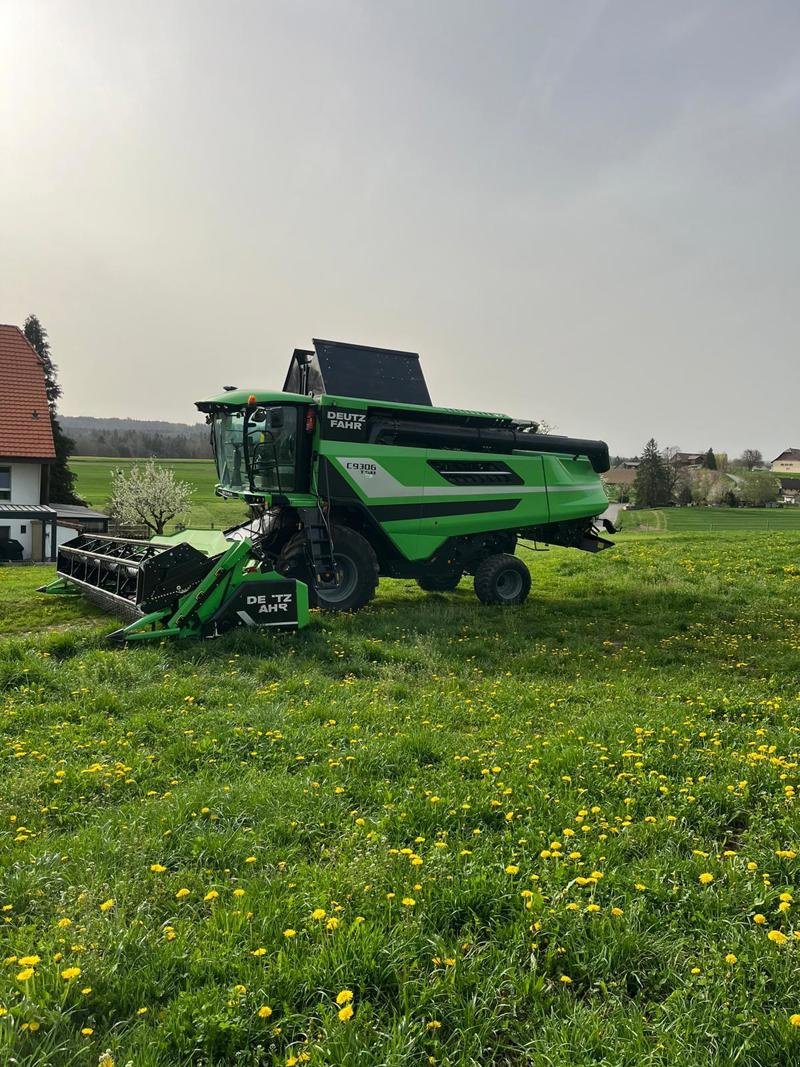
[604,447,800,508]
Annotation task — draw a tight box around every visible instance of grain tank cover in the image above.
[283,339,432,405]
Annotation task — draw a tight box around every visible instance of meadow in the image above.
[70,458,247,531]
[1,531,800,1066]
[620,507,800,533]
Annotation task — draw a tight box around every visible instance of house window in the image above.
[0,466,10,501]
[0,526,9,540]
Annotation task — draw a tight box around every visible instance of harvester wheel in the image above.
[474,554,530,606]
[278,526,378,613]
[417,573,462,592]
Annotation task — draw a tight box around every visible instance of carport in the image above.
[0,503,58,561]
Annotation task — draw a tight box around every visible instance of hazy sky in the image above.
[2,1,798,458]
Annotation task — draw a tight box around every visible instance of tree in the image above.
[738,471,779,508]
[736,449,764,470]
[109,460,193,535]
[703,448,717,470]
[23,314,84,504]
[634,438,673,507]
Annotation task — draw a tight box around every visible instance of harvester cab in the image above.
[42,338,613,639]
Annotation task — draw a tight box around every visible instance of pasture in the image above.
[70,458,247,531]
[1,531,799,1065]
[620,507,800,533]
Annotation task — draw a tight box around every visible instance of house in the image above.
[779,478,800,504]
[671,452,705,468]
[0,324,109,561]
[771,448,800,474]
[0,324,58,560]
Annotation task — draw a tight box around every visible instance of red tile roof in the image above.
[0,324,56,460]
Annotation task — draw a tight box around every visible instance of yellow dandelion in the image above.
[251,947,267,957]
[57,918,72,928]
[204,890,219,902]
[283,929,297,938]
[61,967,81,980]
[150,864,167,873]
[175,888,190,900]
[401,897,416,907]
[768,930,788,944]
[505,865,519,875]
[233,888,245,898]
[81,1027,94,1036]
[336,989,354,1005]
[790,1014,800,1027]
[338,1003,354,1021]
[724,954,738,965]
[16,968,34,982]
[698,873,714,886]
[258,1005,273,1018]
[18,955,41,967]
[326,917,340,931]
[559,975,572,984]
[311,908,326,920]
[754,913,766,925]
[99,899,114,912]
[426,1020,442,1030]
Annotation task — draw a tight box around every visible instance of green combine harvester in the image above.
[42,339,613,639]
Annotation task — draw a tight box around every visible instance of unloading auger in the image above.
[42,338,613,640]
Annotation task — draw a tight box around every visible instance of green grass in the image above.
[1,532,800,1065]
[70,457,247,530]
[620,506,800,532]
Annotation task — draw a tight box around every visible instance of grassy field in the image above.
[619,507,800,533]
[1,532,800,1065]
[70,457,247,530]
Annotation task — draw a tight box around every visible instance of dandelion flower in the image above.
[283,929,297,938]
[724,954,737,965]
[698,873,714,886]
[426,1020,442,1030]
[150,864,167,873]
[61,967,81,980]
[401,897,416,907]
[81,1027,94,1036]
[245,856,257,864]
[16,968,34,982]
[505,865,519,875]
[311,908,326,920]
[754,913,766,925]
[18,955,40,967]
[99,899,114,912]
[559,975,572,984]
[336,989,354,1005]
[233,888,245,898]
[338,1003,354,1021]
[258,1005,273,1018]
[204,890,219,902]
[326,917,340,931]
[790,1014,800,1027]
[768,930,788,945]
[251,947,267,957]
[57,918,72,928]
[175,888,190,900]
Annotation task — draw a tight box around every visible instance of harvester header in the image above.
[43,338,613,637]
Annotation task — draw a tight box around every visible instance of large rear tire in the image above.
[417,572,462,592]
[277,525,379,613]
[474,554,530,606]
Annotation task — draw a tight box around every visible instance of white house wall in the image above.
[0,461,43,559]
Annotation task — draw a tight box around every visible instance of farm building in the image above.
[0,323,108,561]
[772,448,800,474]
[779,477,800,503]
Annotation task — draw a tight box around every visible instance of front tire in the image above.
[277,525,378,613]
[474,554,530,606]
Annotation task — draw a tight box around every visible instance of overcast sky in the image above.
[1,1,798,458]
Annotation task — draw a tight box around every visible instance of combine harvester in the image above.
[42,340,613,640]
